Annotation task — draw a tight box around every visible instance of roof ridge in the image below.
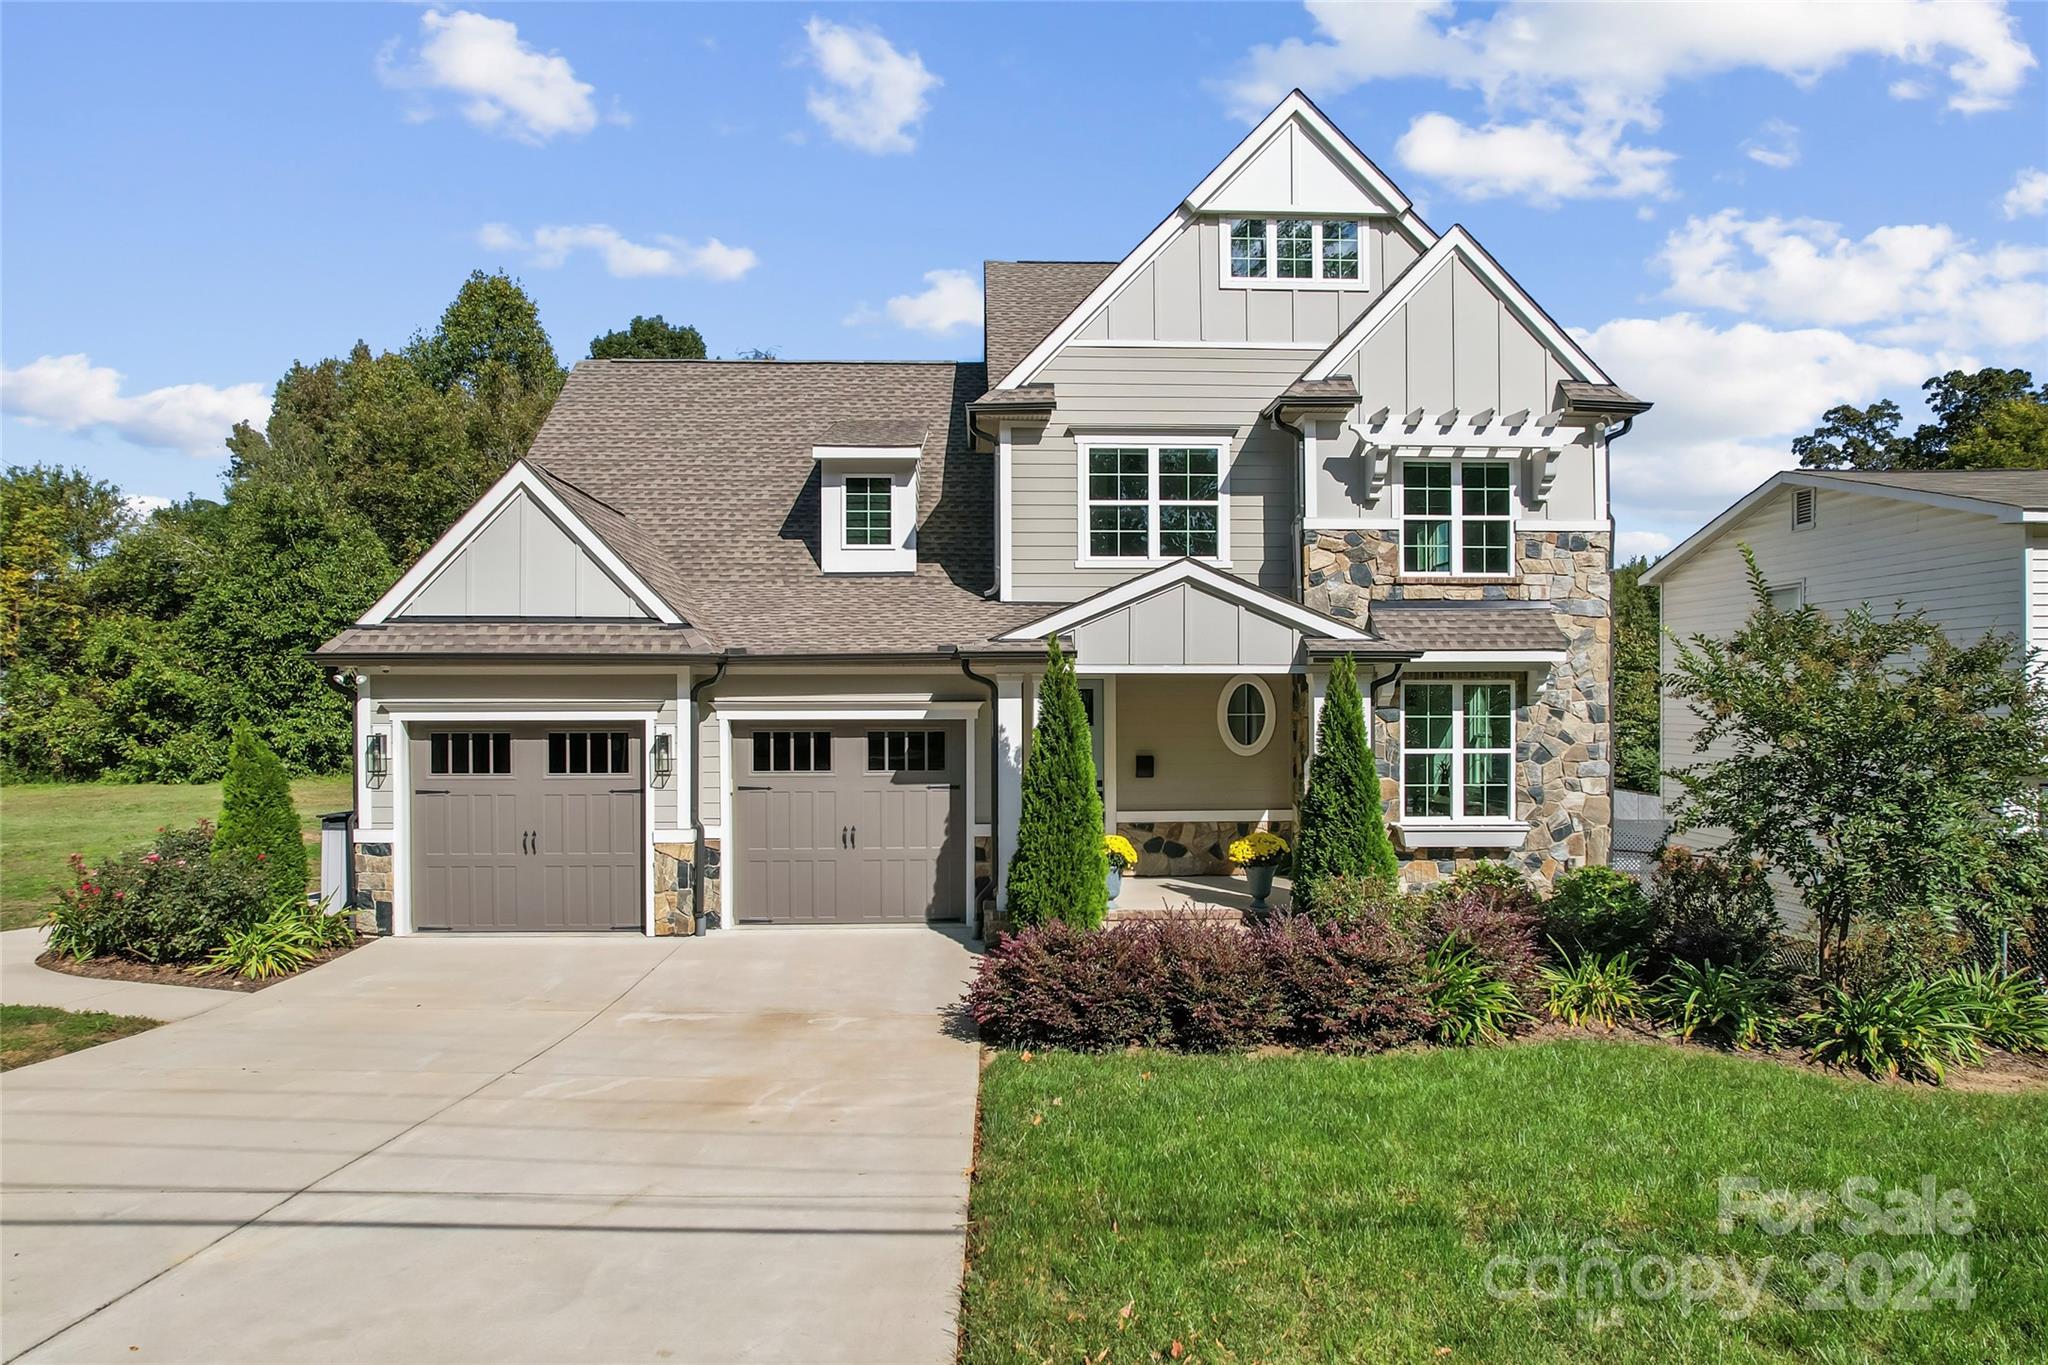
[581,358,978,368]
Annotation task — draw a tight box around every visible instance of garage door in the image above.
[734,724,964,924]
[410,724,643,931]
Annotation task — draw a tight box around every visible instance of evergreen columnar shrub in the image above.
[46,824,271,963]
[1645,846,1781,976]
[217,726,308,902]
[1420,892,1544,1011]
[1004,638,1108,929]
[1294,654,1397,908]
[1544,866,1653,958]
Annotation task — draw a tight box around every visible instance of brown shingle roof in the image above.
[814,418,927,447]
[524,461,716,632]
[983,261,1115,386]
[1364,602,1569,654]
[1811,469,2048,512]
[318,621,716,661]
[524,359,1027,654]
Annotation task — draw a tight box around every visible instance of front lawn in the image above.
[963,1040,2047,1362]
[0,776,351,931]
[0,1003,161,1070]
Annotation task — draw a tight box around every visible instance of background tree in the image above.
[1611,556,1662,793]
[1,465,127,666]
[1005,638,1108,929]
[589,314,707,360]
[217,726,309,901]
[1666,549,2048,978]
[1294,653,1396,900]
[1793,367,2046,471]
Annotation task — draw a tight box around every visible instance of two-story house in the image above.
[317,92,1647,936]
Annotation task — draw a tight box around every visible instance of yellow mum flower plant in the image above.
[1227,830,1290,868]
[1102,834,1139,871]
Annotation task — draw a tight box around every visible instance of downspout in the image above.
[958,655,1000,919]
[323,669,364,924]
[686,657,728,928]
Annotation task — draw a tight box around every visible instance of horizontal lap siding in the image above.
[1113,674,1293,811]
[1013,347,1308,602]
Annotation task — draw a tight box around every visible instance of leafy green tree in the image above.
[589,314,707,360]
[218,726,308,900]
[1612,557,1662,792]
[1005,638,1108,929]
[1794,367,2047,471]
[1295,653,1397,900]
[1666,548,2048,978]
[1,465,127,666]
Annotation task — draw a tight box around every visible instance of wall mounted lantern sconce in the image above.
[650,730,674,785]
[363,731,390,787]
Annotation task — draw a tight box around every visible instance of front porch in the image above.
[1106,872,1294,920]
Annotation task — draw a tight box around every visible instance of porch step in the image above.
[1106,905,1250,926]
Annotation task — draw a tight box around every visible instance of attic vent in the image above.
[1791,487,1817,530]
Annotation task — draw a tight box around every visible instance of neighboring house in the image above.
[316,91,1647,936]
[1643,469,2047,865]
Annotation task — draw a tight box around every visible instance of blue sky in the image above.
[4,1,2045,555]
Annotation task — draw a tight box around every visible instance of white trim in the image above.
[1409,650,1567,666]
[384,708,660,937]
[1216,216,1372,291]
[1396,678,1516,827]
[1302,225,1612,387]
[1119,808,1298,823]
[1062,338,1325,351]
[717,713,734,930]
[1642,470,2036,588]
[1304,517,1399,532]
[1217,674,1277,756]
[999,557,1370,643]
[359,462,682,626]
[1102,676,1118,833]
[994,91,1435,390]
[1081,663,1308,676]
[700,824,725,842]
[1395,819,1531,850]
[1074,434,1233,570]
[1394,455,1516,579]
[811,445,921,463]
[712,701,984,721]
[997,423,1015,602]
[821,463,917,575]
[994,676,1026,913]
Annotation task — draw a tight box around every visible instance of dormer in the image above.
[813,419,923,575]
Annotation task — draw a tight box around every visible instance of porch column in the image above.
[994,673,1026,911]
[1307,666,1329,775]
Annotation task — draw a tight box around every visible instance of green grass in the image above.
[0,1003,161,1070]
[963,1040,2047,1363]
[0,776,351,931]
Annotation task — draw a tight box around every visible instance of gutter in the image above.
[686,657,728,929]
[958,656,1001,921]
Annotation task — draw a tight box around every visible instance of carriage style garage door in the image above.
[734,723,964,924]
[410,724,643,931]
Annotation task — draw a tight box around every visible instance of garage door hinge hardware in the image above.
[737,784,770,791]
[415,788,450,795]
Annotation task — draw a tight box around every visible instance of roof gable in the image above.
[998,558,1371,647]
[992,91,1436,391]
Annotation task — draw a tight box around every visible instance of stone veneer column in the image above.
[1303,527,1614,890]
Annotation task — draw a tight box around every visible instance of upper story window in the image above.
[1402,681,1514,822]
[1225,219,1366,287]
[1080,439,1226,565]
[844,476,892,547]
[1400,459,1514,576]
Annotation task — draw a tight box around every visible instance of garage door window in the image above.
[430,732,511,776]
[548,731,631,776]
[868,729,946,772]
[752,730,833,773]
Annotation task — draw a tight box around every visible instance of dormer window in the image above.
[1225,218,1366,287]
[813,420,923,575]
[844,477,893,547]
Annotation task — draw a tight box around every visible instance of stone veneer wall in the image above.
[352,843,393,933]
[1117,819,1298,877]
[1305,528,1613,890]
[653,839,721,936]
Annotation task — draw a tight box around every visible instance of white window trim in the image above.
[1216,674,1276,757]
[1765,581,1806,612]
[1074,436,1233,569]
[1397,679,1518,826]
[819,460,917,575]
[1219,217,1371,291]
[1396,455,1518,579]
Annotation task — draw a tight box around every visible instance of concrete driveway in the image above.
[1,927,982,1364]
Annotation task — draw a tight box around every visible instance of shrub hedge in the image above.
[47,823,271,964]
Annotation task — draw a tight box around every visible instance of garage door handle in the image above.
[927,783,958,790]
[608,788,638,794]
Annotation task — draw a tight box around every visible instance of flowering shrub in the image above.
[46,823,271,964]
[1226,830,1289,868]
[1102,834,1138,872]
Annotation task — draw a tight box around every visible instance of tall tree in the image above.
[1611,557,1662,793]
[1,465,127,666]
[589,314,707,360]
[1794,367,2047,471]
[1294,653,1396,900]
[1667,548,2048,977]
[1005,638,1109,929]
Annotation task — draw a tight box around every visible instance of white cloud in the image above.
[1224,0,2036,202]
[2002,166,2048,218]
[123,493,172,519]
[478,223,757,281]
[846,269,983,335]
[1576,314,1933,540]
[1742,119,1801,170]
[1,355,268,459]
[379,9,608,144]
[1889,77,1932,99]
[802,18,939,155]
[1655,210,2048,350]
[1616,530,1674,560]
[1395,113,1675,205]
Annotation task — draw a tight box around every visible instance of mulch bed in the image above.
[35,937,366,993]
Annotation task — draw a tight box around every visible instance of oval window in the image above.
[1218,676,1273,755]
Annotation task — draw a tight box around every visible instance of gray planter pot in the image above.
[1245,864,1277,910]
[1106,866,1123,905]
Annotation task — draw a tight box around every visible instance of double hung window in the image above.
[1083,441,1225,562]
[1401,460,1514,575]
[1402,682,1515,822]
